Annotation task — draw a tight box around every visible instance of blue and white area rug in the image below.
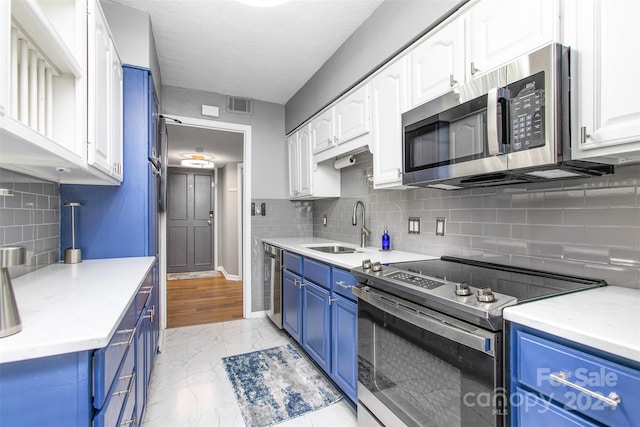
[222,344,343,426]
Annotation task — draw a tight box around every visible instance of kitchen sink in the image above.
[307,245,361,254]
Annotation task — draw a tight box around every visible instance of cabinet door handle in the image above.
[550,371,621,407]
[110,327,136,347]
[328,297,338,306]
[580,126,589,144]
[470,61,479,75]
[113,372,136,397]
[449,74,458,87]
[335,280,351,290]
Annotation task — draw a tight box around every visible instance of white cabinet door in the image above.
[0,0,8,118]
[571,0,640,160]
[311,108,335,154]
[110,40,123,181]
[287,133,300,198]
[298,125,313,197]
[467,0,556,80]
[371,57,409,189]
[88,0,112,176]
[409,17,465,108]
[335,83,370,144]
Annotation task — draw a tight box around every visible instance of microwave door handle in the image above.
[487,88,508,155]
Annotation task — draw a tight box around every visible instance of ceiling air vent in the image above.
[226,96,253,115]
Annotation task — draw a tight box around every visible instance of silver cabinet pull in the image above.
[449,74,458,87]
[580,126,589,144]
[550,371,621,407]
[328,297,338,306]
[335,280,351,290]
[113,372,136,397]
[470,61,479,75]
[110,327,136,347]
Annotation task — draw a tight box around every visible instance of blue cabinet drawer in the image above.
[515,331,640,426]
[283,251,303,275]
[93,301,137,409]
[303,258,331,289]
[93,344,135,427]
[332,268,358,301]
[515,387,598,427]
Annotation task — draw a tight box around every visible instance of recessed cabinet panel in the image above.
[409,17,465,108]
[311,108,335,154]
[335,84,370,144]
[571,0,640,160]
[298,126,313,197]
[372,57,410,189]
[467,0,555,79]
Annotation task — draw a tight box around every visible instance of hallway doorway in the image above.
[160,116,252,328]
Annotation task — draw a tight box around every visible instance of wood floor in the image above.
[167,276,243,328]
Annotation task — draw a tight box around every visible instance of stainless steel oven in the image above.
[351,256,607,426]
[354,285,502,427]
[263,243,282,328]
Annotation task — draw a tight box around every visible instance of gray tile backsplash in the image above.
[0,169,60,278]
[251,199,313,311]
[312,152,640,289]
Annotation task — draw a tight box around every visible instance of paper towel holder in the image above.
[333,155,356,170]
[64,202,82,264]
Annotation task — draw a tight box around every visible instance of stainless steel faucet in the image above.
[352,200,370,247]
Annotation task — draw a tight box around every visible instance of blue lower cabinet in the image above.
[510,324,640,427]
[0,352,93,426]
[283,269,302,343]
[302,280,331,372]
[331,294,357,403]
[94,344,135,427]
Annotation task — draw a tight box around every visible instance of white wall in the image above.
[161,85,287,200]
[284,0,465,133]
[218,164,239,276]
[100,0,163,102]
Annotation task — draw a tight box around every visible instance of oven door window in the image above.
[358,299,501,427]
[404,96,489,172]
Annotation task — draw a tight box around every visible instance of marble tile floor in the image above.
[142,317,357,427]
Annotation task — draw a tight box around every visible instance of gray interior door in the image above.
[167,168,215,273]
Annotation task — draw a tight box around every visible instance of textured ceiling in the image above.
[108,0,384,105]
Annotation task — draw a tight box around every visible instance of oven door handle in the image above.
[353,286,496,356]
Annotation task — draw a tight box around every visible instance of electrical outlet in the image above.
[436,217,446,236]
[408,217,421,234]
[323,215,327,227]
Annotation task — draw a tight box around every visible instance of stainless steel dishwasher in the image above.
[263,242,283,328]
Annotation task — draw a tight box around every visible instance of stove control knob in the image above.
[362,259,372,270]
[476,287,495,303]
[455,282,471,296]
[371,262,383,272]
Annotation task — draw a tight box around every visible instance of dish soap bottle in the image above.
[382,227,390,251]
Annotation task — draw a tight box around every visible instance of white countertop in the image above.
[504,286,640,363]
[0,257,156,364]
[262,237,438,269]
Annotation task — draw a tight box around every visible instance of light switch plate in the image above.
[408,217,421,234]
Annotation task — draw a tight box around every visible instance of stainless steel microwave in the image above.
[401,43,613,189]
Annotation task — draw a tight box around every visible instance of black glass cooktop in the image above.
[387,256,607,302]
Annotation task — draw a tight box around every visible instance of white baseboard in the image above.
[217,266,241,281]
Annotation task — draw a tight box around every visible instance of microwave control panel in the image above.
[509,72,545,152]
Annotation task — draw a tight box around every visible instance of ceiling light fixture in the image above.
[181,153,215,169]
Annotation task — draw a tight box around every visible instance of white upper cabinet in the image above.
[334,83,371,145]
[466,0,556,80]
[409,17,465,108]
[371,57,410,189]
[288,133,301,198]
[88,0,123,181]
[0,0,122,184]
[311,108,335,154]
[566,0,640,162]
